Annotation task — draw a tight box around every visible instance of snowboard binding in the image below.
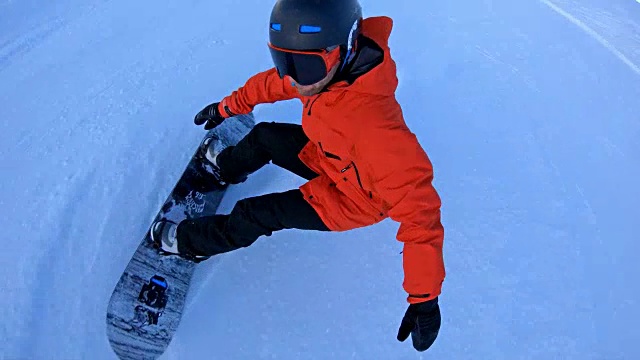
[150,219,210,263]
[193,134,228,186]
[172,133,228,201]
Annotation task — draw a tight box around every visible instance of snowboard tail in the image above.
[106,114,255,360]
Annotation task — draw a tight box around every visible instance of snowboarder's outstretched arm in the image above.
[220,68,299,116]
[357,123,444,351]
[194,68,298,130]
[357,124,445,304]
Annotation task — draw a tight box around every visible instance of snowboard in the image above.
[106,113,255,360]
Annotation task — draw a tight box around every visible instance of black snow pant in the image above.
[176,122,330,257]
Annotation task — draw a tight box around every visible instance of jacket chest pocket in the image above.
[339,162,365,193]
[316,143,363,189]
[317,143,359,181]
[336,161,385,219]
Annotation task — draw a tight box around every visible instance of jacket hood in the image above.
[333,16,398,96]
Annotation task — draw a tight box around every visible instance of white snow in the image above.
[1,0,639,359]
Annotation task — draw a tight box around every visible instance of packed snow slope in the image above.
[1,0,638,359]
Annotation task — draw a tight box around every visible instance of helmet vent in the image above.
[270,23,282,31]
[299,25,322,34]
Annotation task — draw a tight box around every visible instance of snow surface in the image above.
[1,0,639,359]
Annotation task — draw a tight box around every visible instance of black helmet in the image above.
[268,0,362,85]
[269,0,362,51]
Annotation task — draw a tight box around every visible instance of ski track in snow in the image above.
[0,18,65,72]
[540,0,640,76]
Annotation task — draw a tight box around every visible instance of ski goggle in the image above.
[268,43,341,86]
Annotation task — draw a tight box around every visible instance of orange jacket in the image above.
[217,16,445,303]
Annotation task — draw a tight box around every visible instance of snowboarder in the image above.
[151,0,444,352]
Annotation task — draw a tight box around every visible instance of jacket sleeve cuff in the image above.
[217,99,237,118]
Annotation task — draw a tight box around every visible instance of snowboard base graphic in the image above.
[106,113,255,359]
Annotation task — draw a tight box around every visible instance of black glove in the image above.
[194,102,226,130]
[397,297,441,352]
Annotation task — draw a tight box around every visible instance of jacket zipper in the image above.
[341,162,364,190]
